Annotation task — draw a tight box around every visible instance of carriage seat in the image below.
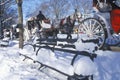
[41,20,51,29]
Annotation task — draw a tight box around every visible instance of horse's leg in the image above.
[45,31,49,39]
[66,24,73,39]
[66,28,72,39]
[67,33,72,39]
[52,29,58,39]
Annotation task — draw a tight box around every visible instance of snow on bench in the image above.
[0,38,10,47]
[19,48,74,76]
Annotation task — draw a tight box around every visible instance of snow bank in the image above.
[0,62,11,79]
[0,47,21,80]
[0,46,58,80]
[94,50,120,80]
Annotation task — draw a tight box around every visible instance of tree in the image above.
[34,0,70,20]
[0,0,17,35]
[71,0,92,14]
[49,0,70,19]
[71,0,81,10]
[16,0,23,49]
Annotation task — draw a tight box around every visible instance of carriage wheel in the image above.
[78,18,106,49]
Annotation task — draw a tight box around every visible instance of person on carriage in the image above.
[37,11,46,21]
[93,0,120,34]
[36,11,46,29]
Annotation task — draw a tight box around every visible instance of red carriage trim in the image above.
[111,9,120,34]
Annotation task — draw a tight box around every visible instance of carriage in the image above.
[25,13,106,49]
[25,14,102,49]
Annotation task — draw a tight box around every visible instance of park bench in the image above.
[20,38,98,80]
[19,48,97,80]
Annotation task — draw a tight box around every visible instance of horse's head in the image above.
[75,12,82,20]
[93,0,112,12]
[69,11,81,20]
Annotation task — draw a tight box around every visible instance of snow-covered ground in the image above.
[0,35,120,80]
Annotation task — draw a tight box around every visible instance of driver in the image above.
[36,11,46,29]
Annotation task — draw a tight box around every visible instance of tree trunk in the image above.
[16,0,23,49]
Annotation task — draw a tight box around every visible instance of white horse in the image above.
[23,17,39,42]
[23,27,31,42]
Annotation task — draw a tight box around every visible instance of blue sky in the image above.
[22,0,41,18]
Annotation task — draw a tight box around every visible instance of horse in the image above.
[59,10,81,39]
[38,19,59,38]
[93,0,120,34]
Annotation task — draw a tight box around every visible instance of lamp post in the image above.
[16,0,23,48]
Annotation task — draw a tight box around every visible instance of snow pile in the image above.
[74,57,98,76]
[37,48,57,61]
